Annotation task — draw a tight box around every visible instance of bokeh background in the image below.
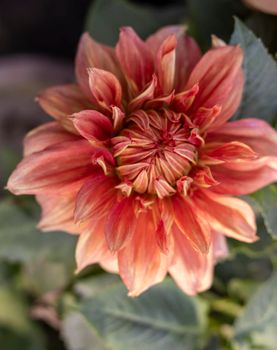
[0,1,276,349]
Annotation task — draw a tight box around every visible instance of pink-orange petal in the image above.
[105,197,136,252]
[207,118,277,157]
[7,140,95,195]
[186,45,243,128]
[210,156,277,195]
[169,225,214,295]
[37,84,91,133]
[88,68,122,112]
[194,190,257,243]
[74,172,118,223]
[116,27,154,96]
[37,192,79,234]
[23,122,79,156]
[118,209,168,296]
[172,195,211,254]
[72,110,113,142]
[75,32,121,98]
[156,34,177,94]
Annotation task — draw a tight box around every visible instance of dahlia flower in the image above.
[7,26,277,296]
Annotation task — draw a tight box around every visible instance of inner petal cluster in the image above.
[112,109,199,198]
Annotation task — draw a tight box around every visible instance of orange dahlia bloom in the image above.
[7,26,277,296]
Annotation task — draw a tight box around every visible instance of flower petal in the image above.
[72,110,113,142]
[75,33,121,98]
[156,34,177,94]
[146,25,201,91]
[37,192,79,234]
[202,141,257,163]
[210,156,277,195]
[172,195,211,254]
[37,84,91,133]
[207,118,277,157]
[76,220,113,272]
[194,190,257,242]
[7,140,95,194]
[118,209,168,297]
[74,172,118,223]
[186,45,243,128]
[116,27,154,95]
[105,197,136,252]
[169,225,215,295]
[88,68,122,112]
[24,122,79,156]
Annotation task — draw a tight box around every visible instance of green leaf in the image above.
[0,285,46,350]
[230,18,277,123]
[62,312,108,350]
[67,278,207,350]
[85,0,186,45]
[0,200,77,293]
[251,184,277,238]
[234,272,277,349]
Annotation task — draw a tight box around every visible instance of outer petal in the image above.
[169,226,216,295]
[24,122,79,156]
[105,197,136,252]
[207,118,277,157]
[186,45,243,128]
[75,33,121,98]
[210,156,277,195]
[37,84,91,133]
[116,27,154,95]
[36,192,79,234]
[88,68,122,112]
[156,35,177,94]
[194,190,257,242]
[118,209,168,296]
[172,195,211,254]
[7,140,95,194]
[76,220,114,272]
[146,25,201,91]
[72,110,113,142]
[74,172,118,223]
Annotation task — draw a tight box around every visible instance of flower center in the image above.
[111,109,199,198]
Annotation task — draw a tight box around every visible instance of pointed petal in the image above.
[88,68,122,111]
[105,197,136,252]
[76,221,113,272]
[128,75,157,111]
[207,118,277,157]
[118,209,168,296]
[169,225,214,295]
[75,33,121,98]
[187,45,244,128]
[194,190,257,243]
[7,140,95,195]
[156,35,177,94]
[24,122,79,156]
[202,141,257,163]
[74,172,118,223]
[116,27,154,95]
[37,84,91,133]
[146,26,201,91]
[72,110,113,142]
[172,195,211,254]
[37,192,79,234]
[210,156,277,195]
[171,84,199,113]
